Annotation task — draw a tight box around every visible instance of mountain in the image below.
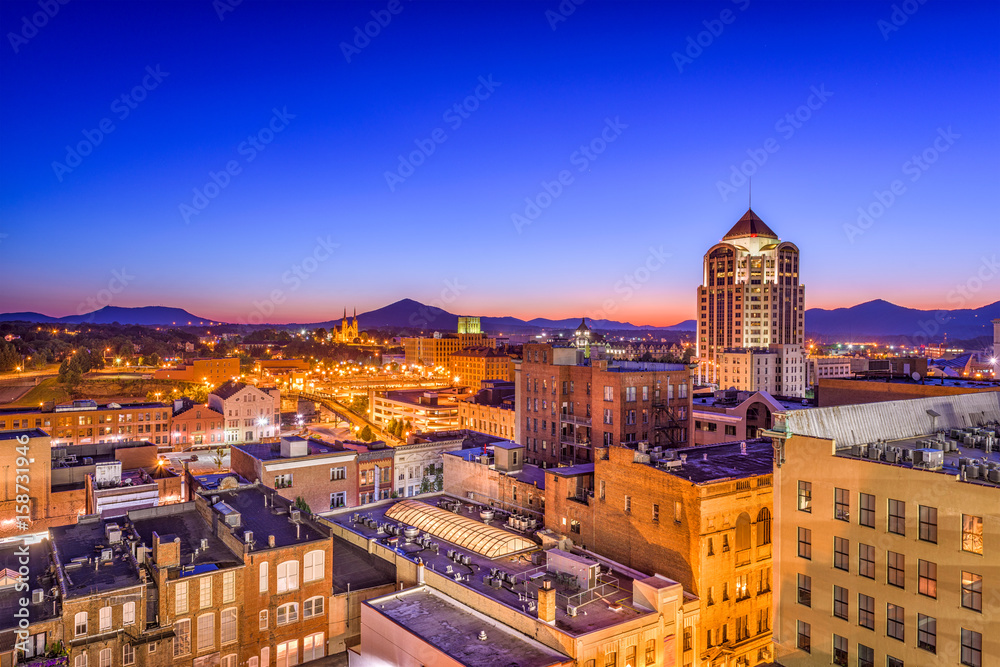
[804,299,1000,340]
[0,305,225,326]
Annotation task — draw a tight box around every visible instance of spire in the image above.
[343,307,347,320]
[722,208,778,241]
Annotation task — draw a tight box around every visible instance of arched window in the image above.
[735,513,751,551]
[276,602,299,626]
[303,550,325,583]
[756,507,772,546]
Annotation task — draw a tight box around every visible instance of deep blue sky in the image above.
[1,0,998,325]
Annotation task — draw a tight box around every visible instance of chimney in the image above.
[537,579,556,624]
[416,559,425,585]
[151,532,181,568]
[268,535,276,548]
[740,441,747,455]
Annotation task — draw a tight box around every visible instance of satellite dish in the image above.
[911,372,922,382]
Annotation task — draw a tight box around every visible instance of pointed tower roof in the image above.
[722,208,779,241]
[575,318,590,333]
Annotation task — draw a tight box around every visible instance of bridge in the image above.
[291,389,404,446]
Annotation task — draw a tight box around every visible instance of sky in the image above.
[1,0,998,326]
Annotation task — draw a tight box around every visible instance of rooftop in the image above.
[636,440,774,484]
[822,375,1000,390]
[409,429,506,449]
[331,533,396,594]
[129,503,242,573]
[208,485,329,551]
[326,494,658,637]
[0,540,58,631]
[51,517,144,598]
[234,439,356,462]
[367,586,570,667]
[722,207,779,241]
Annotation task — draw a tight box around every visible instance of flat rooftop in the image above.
[444,447,546,488]
[0,540,58,631]
[208,485,329,551]
[331,533,396,594]
[640,440,774,484]
[51,517,143,598]
[368,586,570,667]
[410,429,505,448]
[825,376,1000,390]
[234,439,356,462]
[326,494,655,636]
[129,503,242,573]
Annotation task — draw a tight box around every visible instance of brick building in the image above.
[394,430,495,498]
[208,382,280,445]
[443,441,546,521]
[691,389,787,446]
[0,400,172,448]
[448,347,514,389]
[339,441,393,506]
[817,376,1000,407]
[520,343,692,467]
[457,380,516,440]
[0,539,61,667]
[401,333,488,368]
[544,442,776,666]
[169,400,225,451]
[153,358,239,385]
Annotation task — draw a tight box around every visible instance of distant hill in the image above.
[804,299,1000,339]
[0,305,225,326]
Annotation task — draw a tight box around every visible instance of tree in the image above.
[359,425,373,442]
[145,353,161,367]
[211,446,226,471]
[294,496,311,514]
[0,342,21,371]
[348,395,369,417]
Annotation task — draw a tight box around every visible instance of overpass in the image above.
[291,389,404,446]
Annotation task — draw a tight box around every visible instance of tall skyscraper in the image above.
[697,208,805,387]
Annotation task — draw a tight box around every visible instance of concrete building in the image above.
[0,400,172,447]
[817,376,1000,407]
[339,440,394,506]
[152,357,239,384]
[543,442,776,667]
[169,399,225,450]
[442,441,547,521]
[457,380,516,439]
[520,343,692,467]
[401,332,488,368]
[392,430,489,498]
[805,355,853,389]
[697,208,805,388]
[371,387,468,433]
[230,436,358,513]
[691,389,788,446]
[768,392,1000,667]
[456,316,481,334]
[717,344,807,398]
[208,381,280,445]
[449,347,514,389]
[323,494,700,667]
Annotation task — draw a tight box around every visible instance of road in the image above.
[294,390,403,445]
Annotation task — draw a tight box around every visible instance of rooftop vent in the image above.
[477,631,487,641]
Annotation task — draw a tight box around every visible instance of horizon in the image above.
[2,1,998,326]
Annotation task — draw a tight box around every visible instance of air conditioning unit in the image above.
[566,604,579,617]
[32,589,43,604]
[244,530,254,544]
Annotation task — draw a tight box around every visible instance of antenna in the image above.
[749,177,752,208]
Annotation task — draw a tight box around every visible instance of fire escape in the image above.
[651,400,685,448]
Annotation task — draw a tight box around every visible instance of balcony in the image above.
[560,412,591,426]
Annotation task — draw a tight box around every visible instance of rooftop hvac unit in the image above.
[447,549,455,560]
[989,470,1000,483]
[244,531,254,544]
[32,589,43,604]
[967,465,980,479]
[290,509,302,522]
[100,549,113,562]
[461,555,471,566]
[83,457,94,465]
[106,523,122,544]
[566,604,579,617]
[467,491,475,499]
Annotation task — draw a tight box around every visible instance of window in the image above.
[304,596,325,618]
[624,496,631,513]
[249,659,258,667]
[603,386,613,401]
[886,603,904,641]
[123,644,135,666]
[644,639,655,665]
[303,632,324,662]
[652,504,659,522]
[96,606,112,632]
[887,657,903,667]
[259,610,268,630]
[259,561,268,593]
[832,634,847,667]
[625,646,636,667]
[223,571,235,602]
[887,551,905,588]
[797,480,812,512]
[834,487,849,521]
[834,537,849,571]
[176,580,189,614]
[858,644,874,667]
[603,408,613,425]
[261,647,270,667]
[674,501,682,523]
[797,527,811,559]
[304,550,325,583]
[222,655,236,667]
[74,655,87,667]
[277,560,299,593]
[221,608,237,644]
[962,514,983,554]
[917,614,936,653]
[859,543,875,579]
[276,640,298,667]
[99,649,110,667]
[149,643,156,655]
[796,574,811,606]
[604,651,616,667]
[625,387,636,401]
[918,560,937,598]
[331,466,346,481]
[200,576,212,608]
[859,492,875,528]
[756,507,771,545]
[919,505,937,543]
[197,613,215,651]
[858,593,874,630]
[962,571,982,611]
[833,585,848,620]
[330,491,346,509]
[75,612,88,637]
[277,602,299,626]
[961,628,982,666]
[123,601,135,626]
[796,620,810,653]
[174,619,191,657]
[888,499,905,535]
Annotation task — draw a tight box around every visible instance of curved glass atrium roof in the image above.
[385,499,534,559]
